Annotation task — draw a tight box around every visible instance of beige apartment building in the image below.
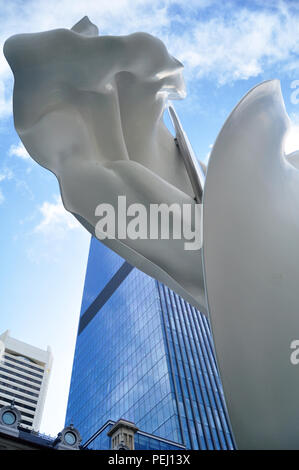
[0,330,52,431]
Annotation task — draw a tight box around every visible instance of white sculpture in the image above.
[203,79,299,449]
[4,17,299,449]
[4,16,206,315]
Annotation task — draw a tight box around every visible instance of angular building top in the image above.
[0,330,52,432]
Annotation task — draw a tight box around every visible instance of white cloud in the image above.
[0,167,13,182]
[0,0,298,120]
[0,166,34,200]
[0,167,13,204]
[0,188,4,204]
[34,195,82,238]
[0,79,12,119]
[167,4,299,84]
[9,141,30,160]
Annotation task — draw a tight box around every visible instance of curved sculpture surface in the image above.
[4,17,299,449]
[203,80,299,449]
[4,17,206,314]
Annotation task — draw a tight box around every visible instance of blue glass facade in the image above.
[65,237,234,450]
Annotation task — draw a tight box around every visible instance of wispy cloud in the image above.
[34,195,82,238]
[0,165,34,202]
[0,167,13,182]
[9,141,30,160]
[0,0,298,122]
[0,79,12,119]
[166,3,299,84]
[25,194,88,265]
[0,167,13,204]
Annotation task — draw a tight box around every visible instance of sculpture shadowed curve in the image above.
[4,17,207,314]
[203,79,299,449]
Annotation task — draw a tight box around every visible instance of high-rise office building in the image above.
[0,330,52,431]
[65,237,234,450]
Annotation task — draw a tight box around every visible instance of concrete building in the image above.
[83,418,186,450]
[0,330,52,432]
[0,403,178,451]
[108,419,138,450]
[0,402,82,450]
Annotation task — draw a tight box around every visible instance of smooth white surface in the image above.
[4,17,206,314]
[203,79,299,449]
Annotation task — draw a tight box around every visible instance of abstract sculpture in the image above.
[4,16,206,314]
[4,17,299,449]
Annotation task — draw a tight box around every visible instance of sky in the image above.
[0,0,299,438]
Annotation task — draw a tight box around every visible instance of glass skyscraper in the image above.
[65,237,234,450]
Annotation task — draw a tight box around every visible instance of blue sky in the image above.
[1,0,299,437]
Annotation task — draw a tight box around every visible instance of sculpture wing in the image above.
[203,80,299,449]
